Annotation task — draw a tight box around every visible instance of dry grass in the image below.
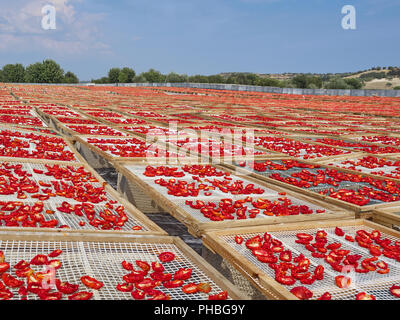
[363,77,400,90]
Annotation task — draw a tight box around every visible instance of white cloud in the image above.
[0,0,110,55]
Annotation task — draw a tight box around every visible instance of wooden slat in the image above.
[203,219,400,300]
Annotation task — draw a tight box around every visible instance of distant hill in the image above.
[218,67,400,90]
[343,68,400,90]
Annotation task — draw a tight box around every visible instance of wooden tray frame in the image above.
[372,207,400,231]
[300,136,400,158]
[0,125,88,165]
[0,230,247,300]
[73,134,197,163]
[317,153,400,183]
[0,157,166,236]
[221,157,400,215]
[202,219,400,300]
[246,134,365,163]
[113,161,353,238]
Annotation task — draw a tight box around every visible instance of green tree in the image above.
[291,75,308,88]
[344,78,363,89]
[207,74,225,84]
[232,73,257,85]
[25,62,45,83]
[133,75,147,83]
[307,83,318,89]
[0,69,4,82]
[308,76,323,88]
[166,72,188,83]
[40,59,64,83]
[2,63,25,83]
[394,86,400,90]
[92,77,110,84]
[324,78,350,89]
[291,74,322,89]
[63,71,79,84]
[108,68,121,83]
[118,67,136,83]
[141,69,165,83]
[188,75,209,83]
[255,77,282,87]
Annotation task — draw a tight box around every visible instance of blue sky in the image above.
[0,0,399,80]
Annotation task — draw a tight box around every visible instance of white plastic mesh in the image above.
[124,164,279,199]
[232,160,399,205]
[220,225,400,300]
[0,239,229,300]
[0,161,148,232]
[327,157,400,177]
[122,164,335,223]
[0,129,78,162]
[81,137,172,159]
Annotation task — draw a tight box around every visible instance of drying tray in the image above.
[223,158,400,215]
[0,126,85,164]
[203,219,400,300]
[0,157,165,236]
[114,161,352,238]
[0,230,246,300]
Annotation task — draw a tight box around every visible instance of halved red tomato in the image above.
[335,227,345,237]
[314,265,324,280]
[235,236,244,244]
[245,238,262,250]
[318,292,332,300]
[131,289,145,300]
[30,254,48,265]
[123,271,145,283]
[0,288,13,300]
[390,285,400,298]
[122,261,134,271]
[182,283,199,294]
[174,268,192,281]
[39,291,62,300]
[116,283,134,292]
[158,252,175,263]
[296,233,313,241]
[81,275,103,290]
[335,275,351,288]
[135,260,150,272]
[14,260,29,270]
[48,249,63,258]
[197,282,212,293]
[356,292,376,300]
[279,250,292,262]
[163,279,184,289]
[2,273,23,288]
[68,291,93,300]
[208,291,228,300]
[56,279,79,294]
[290,286,313,300]
[0,263,10,274]
[151,262,164,273]
[136,278,156,291]
[370,230,381,240]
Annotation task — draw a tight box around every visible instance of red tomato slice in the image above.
[290,286,313,300]
[81,276,103,290]
[182,283,199,294]
[68,291,93,300]
[158,252,175,263]
[56,279,79,294]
